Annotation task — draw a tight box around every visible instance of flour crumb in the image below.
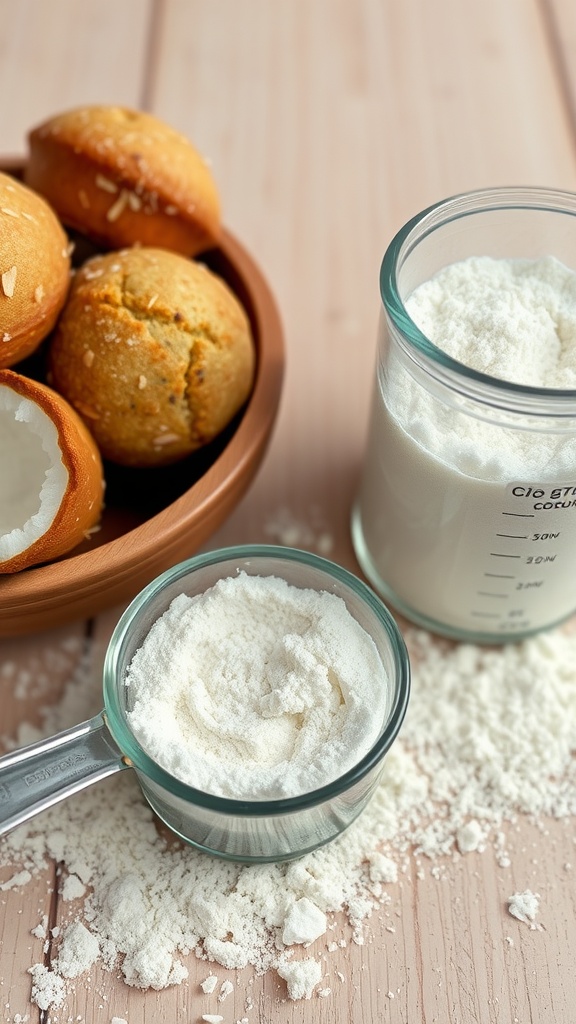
[282,898,327,945]
[56,921,100,978]
[277,957,322,1000]
[200,975,218,994]
[318,987,331,997]
[61,873,87,901]
[201,1016,224,1024]
[507,890,541,928]
[218,980,234,1002]
[28,964,65,1012]
[456,819,484,854]
[0,869,32,891]
[31,915,48,940]
[368,851,398,884]
[111,1018,128,1024]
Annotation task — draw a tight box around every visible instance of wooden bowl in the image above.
[0,163,285,636]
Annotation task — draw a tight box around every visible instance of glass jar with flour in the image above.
[352,187,576,642]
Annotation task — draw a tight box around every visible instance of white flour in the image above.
[263,506,334,556]
[355,256,576,636]
[1,621,576,1012]
[507,889,541,929]
[406,255,576,388]
[125,573,389,799]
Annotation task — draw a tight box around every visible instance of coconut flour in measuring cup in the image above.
[352,189,576,641]
[0,547,410,862]
[125,571,389,799]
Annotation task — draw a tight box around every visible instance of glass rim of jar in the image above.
[102,544,411,817]
[380,185,576,416]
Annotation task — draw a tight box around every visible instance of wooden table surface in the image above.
[2,1,576,1022]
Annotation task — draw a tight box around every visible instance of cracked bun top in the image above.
[25,105,221,257]
[48,246,256,467]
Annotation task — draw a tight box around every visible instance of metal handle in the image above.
[0,712,129,837]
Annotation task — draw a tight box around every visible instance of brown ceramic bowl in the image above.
[0,162,284,636]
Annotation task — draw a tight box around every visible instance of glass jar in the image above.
[352,187,576,643]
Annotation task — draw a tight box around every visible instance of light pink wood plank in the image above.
[544,0,576,132]
[0,0,154,156]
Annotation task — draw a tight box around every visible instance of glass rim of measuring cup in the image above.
[102,544,411,818]
[381,185,576,416]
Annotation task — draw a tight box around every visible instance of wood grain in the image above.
[1,0,576,1021]
[0,0,154,156]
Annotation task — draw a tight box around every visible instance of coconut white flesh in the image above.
[0,384,68,561]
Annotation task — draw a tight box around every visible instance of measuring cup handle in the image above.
[0,713,128,838]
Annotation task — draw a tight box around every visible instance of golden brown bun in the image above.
[0,172,71,368]
[25,106,221,257]
[48,247,256,467]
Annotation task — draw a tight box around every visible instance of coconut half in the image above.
[0,369,104,573]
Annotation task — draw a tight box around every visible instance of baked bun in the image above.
[25,106,221,257]
[0,171,71,368]
[48,247,256,467]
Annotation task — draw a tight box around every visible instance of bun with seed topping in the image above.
[48,246,256,467]
[0,171,71,368]
[25,105,221,257]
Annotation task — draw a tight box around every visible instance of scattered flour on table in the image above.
[264,505,334,555]
[2,623,576,1011]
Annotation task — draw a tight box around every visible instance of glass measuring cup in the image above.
[0,545,410,863]
[352,187,576,643]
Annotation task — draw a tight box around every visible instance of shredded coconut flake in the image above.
[1,265,17,297]
[95,174,118,194]
[107,190,130,222]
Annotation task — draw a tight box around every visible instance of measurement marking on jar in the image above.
[496,533,528,539]
[490,552,522,558]
[477,591,509,598]
[484,573,515,579]
[501,511,535,518]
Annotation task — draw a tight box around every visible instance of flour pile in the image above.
[1,623,576,1010]
[406,255,576,388]
[125,573,388,798]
